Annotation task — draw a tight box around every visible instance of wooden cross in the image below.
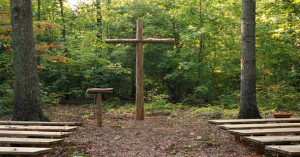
[105,20,174,120]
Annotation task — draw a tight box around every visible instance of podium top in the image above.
[86,88,113,94]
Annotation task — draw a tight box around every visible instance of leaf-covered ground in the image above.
[39,105,270,157]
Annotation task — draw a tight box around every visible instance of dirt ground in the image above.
[41,105,263,157]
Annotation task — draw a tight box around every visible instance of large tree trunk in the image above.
[11,0,48,121]
[238,0,261,119]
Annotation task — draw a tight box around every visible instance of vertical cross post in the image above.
[135,20,144,120]
[106,20,174,120]
[86,88,113,127]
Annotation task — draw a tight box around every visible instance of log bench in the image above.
[0,147,52,157]
[0,130,72,138]
[208,118,300,125]
[208,119,300,156]
[0,137,62,145]
[265,145,300,157]
[219,123,300,130]
[229,128,300,142]
[0,125,78,132]
[0,120,82,156]
[0,121,83,126]
[244,136,300,154]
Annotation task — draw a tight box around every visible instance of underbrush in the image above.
[190,105,239,119]
[0,81,13,116]
[105,102,186,117]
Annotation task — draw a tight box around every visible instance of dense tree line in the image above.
[0,0,299,116]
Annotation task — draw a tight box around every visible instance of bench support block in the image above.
[255,145,265,154]
[234,135,241,142]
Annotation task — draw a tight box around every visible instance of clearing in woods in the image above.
[12,105,263,157]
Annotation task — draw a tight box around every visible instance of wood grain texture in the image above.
[0,121,83,126]
[0,147,52,155]
[229,128,300,136]
[0,137,62,145]
[86,88,113,94]
[0,125,78,131]
[0,130,72,138]
[96,93,102,127]
[208,118,300,124]
[265,145,300,156]
[135,20,144,121]
[105,20,175,121]
[244,136,300,145]
[220,123,300,130]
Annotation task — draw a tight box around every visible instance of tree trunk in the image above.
[59,0,67,54]
[11,0,48,121]
[96,0,102,40]
[238,0,261,119]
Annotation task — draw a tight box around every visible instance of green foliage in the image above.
[0,81,13,116]
[191,105,239,119]
[257,81,300,110]
[0,0,299,114]
[40,89,63,106]
[219,91,239,109]
[106,100,185,117]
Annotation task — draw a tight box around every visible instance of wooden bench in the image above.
[229,128,300,142]
[0,120,82,156]
[244,136,300,154]
[0,130,72,138]
[208,118,300,125]
[0,137,62,145]
[208,119,300,156]
[0,125,78,132]
[220,123,300,130]
[0,121,83,126]
[265,145,300,157]
[0,147,52,156]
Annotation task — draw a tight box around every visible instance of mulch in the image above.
[41,105,260,157]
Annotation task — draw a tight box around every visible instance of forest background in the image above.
[0,0,299,117]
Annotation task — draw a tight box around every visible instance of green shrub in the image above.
[0,81,13,116]
[219,91,239,109]
[257,81,300,110]
[40,87,63,106]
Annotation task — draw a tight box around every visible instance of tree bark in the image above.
[238,0,261,119]
[59,0,67,54]
[11,0,48,121]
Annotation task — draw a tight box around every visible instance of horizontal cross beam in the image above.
[105,38,175,44]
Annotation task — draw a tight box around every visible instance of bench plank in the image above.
[0,137,62,145]
[0,130,72,138]
[0,121,83,126]
[0,125,78,132]
[0,147,52,155]
[265,145,300,156]
[86,88,113,94]
[208,118,300,124]
[229,128,300,136]
[244,136,300,145]
[220,123,300,130]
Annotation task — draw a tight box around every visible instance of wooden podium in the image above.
[86,88,113,127]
